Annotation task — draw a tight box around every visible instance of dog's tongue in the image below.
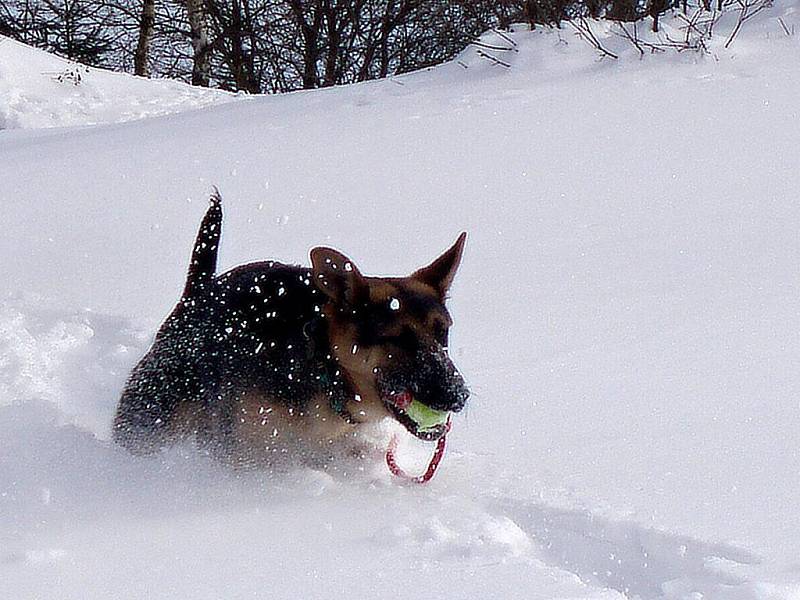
[392,390,413,411]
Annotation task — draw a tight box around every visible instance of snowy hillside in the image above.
[0,35,236,129]
[2,5,800,600]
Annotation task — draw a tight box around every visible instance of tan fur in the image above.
[322,304,393,426]
[225,390,372,466]
[165,402,204,444]
[321,277,450,426]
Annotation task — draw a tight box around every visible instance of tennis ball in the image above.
[406,399,448,432]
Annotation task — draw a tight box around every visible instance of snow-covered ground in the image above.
[1,5,800,598]
[0,36,236,129]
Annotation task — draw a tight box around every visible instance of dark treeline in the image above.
[0,0,682,93]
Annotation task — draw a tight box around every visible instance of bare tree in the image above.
[285,0,324,89]
[186,0,211,86]
[2,0,778,94]
[134,0,156,76]
[205,0,263,92]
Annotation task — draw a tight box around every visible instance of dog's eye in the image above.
[379,327,418,352]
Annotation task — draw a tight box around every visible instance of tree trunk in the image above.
[299,28,319,89]
[287,0,323,89]
[229,0,245,89]
[186,0,211,87]
[377,0,399,78]
[321,0,340,87]
[649,0,669,32]
[63,0,74,59]
[134,0,156,76]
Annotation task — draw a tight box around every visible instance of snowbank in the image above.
[0,35,237,130]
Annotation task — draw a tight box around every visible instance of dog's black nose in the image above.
[409,347,469,413]
[412,375,468,413]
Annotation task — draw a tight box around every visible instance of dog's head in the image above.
[311,234,469,440]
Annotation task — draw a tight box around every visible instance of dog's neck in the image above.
[304,313,360,425]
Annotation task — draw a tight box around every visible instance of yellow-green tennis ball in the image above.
[406,399,448,432]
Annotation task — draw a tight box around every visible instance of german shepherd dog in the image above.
[112,194,469,467]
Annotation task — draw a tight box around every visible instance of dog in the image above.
[112,193,469,468]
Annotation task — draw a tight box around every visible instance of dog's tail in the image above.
[182,189,222,300]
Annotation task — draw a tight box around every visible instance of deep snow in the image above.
[1,6,800,599]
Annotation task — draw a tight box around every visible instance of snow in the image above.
[0,36,236,130]
[2,5,800,599]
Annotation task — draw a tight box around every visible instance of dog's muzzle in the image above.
[379,346,469,440]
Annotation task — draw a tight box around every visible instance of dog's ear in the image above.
[412,232,467,299]
[311,247,368,306]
